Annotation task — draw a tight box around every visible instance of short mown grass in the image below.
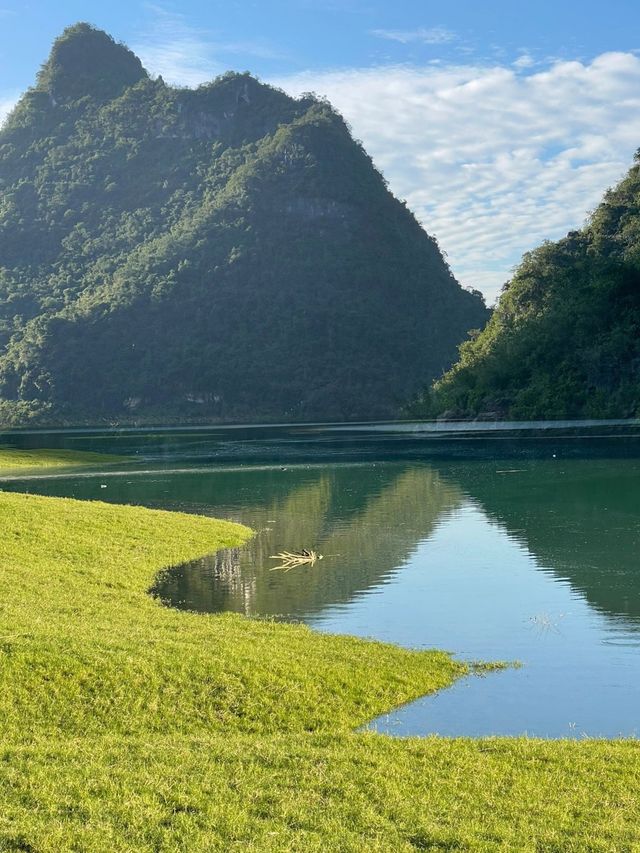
[0,473,638,849]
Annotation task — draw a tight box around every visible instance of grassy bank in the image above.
[0,491,460,738]
[0,446,127,473]
[0,486,638,849]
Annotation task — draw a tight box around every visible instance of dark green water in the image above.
[2,421,640,737]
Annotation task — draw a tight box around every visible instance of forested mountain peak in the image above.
[36,23,147,103]
[0,25,487,426]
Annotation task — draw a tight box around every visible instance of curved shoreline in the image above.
[0,460,637,848]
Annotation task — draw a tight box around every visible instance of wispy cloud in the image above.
[274,52,640,303]
[0,94,17,127]
[513,52,536,69]
[133,4,285,87]
[371,26,456,45]
[133,4,222,86]
[295,0,374,11]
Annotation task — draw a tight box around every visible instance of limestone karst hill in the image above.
[0,24,487,425]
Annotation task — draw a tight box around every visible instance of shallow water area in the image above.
[2,420,640,738]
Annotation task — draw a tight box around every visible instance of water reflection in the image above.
[152,466,462,617]
[436,459,640,625]
[7,455,640,631]
[4,446,640,737]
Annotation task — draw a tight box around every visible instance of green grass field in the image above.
[0,453,638,850]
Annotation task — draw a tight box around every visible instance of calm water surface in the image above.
[2,422,640,738]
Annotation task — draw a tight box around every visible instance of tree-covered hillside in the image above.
[0,23,487,426]
[411,151,640,420]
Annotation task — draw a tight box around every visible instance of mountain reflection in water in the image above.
[447,459,640,625]
[142,459,640,634]
[3,432,640,737]
[152,466,462,618]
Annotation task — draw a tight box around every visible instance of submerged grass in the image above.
[0,485,638,849]
[0,446,128,473]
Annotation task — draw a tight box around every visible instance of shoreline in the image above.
[0,451,637,849]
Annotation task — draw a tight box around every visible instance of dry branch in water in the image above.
[269,549,323,571]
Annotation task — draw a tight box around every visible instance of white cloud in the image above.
[0,94,17,127]
[133,4,284,87]
[513,53,535,69]
[273,53,640,303]
[371,26,456,45]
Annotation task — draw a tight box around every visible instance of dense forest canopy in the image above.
[0,23,487,426]
[411,150,640,420]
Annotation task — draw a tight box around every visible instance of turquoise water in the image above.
[2,422,640,737]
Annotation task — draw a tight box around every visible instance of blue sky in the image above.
[2,1,640,301]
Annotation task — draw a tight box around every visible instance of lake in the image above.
[2,420,640,738]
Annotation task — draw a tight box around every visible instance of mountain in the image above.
[411,151,640,420]
[0,23,487,426]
